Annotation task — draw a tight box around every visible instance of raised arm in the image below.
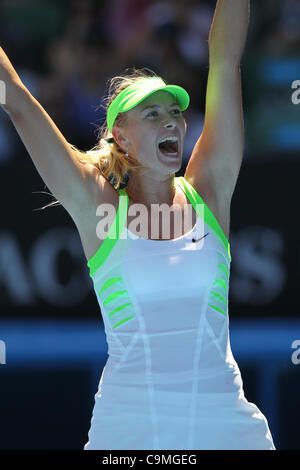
[0,46,102,222]
[184,0,250,204]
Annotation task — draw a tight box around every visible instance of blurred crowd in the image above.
[0,0,299,165]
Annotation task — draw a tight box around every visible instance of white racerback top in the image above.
[83,176,275,450]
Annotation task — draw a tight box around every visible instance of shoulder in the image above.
[183,169,231,240]
[183,169,217,211]
[66,162,119,227]
[66,164,122,262]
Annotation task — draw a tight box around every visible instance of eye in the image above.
[172,108,181,115]
[147,110,159,117]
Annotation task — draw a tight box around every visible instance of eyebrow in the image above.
[140,102,179,113]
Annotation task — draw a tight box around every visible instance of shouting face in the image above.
[112,90,187,177]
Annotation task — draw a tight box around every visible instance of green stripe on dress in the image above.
[103,290,128,306]
[108,302,133,318]
[87,188,129,276]
[99,277,122,295]
[208,304,226,316]
[210,291,227,304]
[218,264,228,277]
[176,176,231,262]
[214,278,228,291]
[113,315,136,328]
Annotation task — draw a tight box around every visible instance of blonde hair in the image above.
[36,66,161,210]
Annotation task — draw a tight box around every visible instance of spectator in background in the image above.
[1,0,298,167]
[243,0,300,155]
[106,0,151,63]
[0,0,65,162]
[63,40,122,149]
[0,0,65,70]
[104,0,213,164]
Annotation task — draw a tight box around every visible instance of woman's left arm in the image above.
[185,0,250,203]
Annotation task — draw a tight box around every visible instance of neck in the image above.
[125,174,178,208]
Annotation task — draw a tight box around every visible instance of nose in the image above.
[164,120,176,130]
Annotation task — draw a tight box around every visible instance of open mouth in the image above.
[158,137,179,157]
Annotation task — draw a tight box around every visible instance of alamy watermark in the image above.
[291,340,300,365]
[0,79,6,105]
[291,80,300,105]
[95,201,206,243]
[0,340,6,365]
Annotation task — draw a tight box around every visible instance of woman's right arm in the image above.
[0,46,104,223]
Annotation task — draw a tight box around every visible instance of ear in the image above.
[112,126,128,152]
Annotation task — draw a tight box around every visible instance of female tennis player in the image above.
[0,0,275,450]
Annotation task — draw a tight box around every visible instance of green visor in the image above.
[107,77,190,131]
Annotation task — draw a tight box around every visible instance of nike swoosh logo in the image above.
[192,232,209,243]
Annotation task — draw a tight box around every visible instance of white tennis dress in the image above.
[83,176,275,450]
